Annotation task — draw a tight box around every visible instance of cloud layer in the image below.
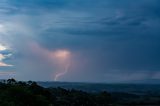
[0,0,160,82]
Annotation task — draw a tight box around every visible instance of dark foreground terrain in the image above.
[0,79,160,106]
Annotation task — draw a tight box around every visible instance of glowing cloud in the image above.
[29,42,73,81]
[53,50,71,81]
[0,62,13,67]
[0,44,13,67]
[0,44,7,51]
[53,50,71,61]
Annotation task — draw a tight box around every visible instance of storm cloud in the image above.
[0,0,160,83]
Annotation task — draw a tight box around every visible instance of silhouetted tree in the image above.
[7,78,16,85]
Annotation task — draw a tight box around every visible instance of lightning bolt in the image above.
[54,63,70,81]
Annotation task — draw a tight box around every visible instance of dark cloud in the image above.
[0,0,160,82]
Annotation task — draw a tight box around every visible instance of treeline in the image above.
[0,79,112,106]
[0,79,160,106]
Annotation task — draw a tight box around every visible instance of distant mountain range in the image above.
[37,81,160,95]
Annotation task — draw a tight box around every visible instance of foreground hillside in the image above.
[0,79,160,106]
[0,79,112,106]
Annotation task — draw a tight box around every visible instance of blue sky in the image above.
[0,0,160,83]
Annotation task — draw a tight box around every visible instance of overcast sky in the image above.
[0,0,160,83]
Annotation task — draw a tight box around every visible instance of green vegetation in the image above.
[0,79,54,106]
[0,79,112,106]
[0,79,160,106]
